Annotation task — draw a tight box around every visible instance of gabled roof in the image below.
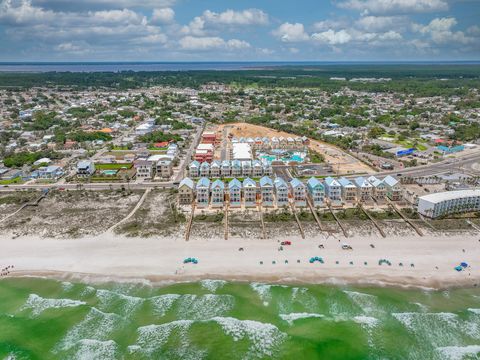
[338,177,355,187]
[274,177,288,188]
[383,175,399,187]
[197,177,210,188]
[243,177,256,187]
[211,160,221,168]
[259,176,273,187]
[200,162,210,169]
[211,179,225,189]
[228,178,242,189]
[290,178,305,189]
[368,176,384,187]
[307,177,324,189]
[325,176,341,187]
[189,160,200,168]
[179,177,194,189]
[231,160,241,168]
[354,177,372,188]
[222,160,230,167]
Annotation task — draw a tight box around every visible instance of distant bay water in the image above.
[0,61,478,73]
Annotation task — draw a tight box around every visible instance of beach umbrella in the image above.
[455,266,463,272]
[460,262,468,268]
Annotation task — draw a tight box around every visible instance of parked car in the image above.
[281,241,292,246]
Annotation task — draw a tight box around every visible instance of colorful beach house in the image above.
[196,177,210,207]
[252,160,263,177]
[221,160,231,177]
[338,177,357,203]
[189,161,200,178]
[211,179,225,207]
[243,177,257,207]
[383,175,402,201]
[354,177,373,202]
[259,176,274,206]
[242,161,252,177]
[274,177,290,207]
[200,162,210,177]
[178,177,195,205]
[325,177,342,203]
[210,160,221,178]
[228,178,242,207]
[368,176,387,202]
[231,160,242,177]
[290,178,307,207]
[307,177,325,207]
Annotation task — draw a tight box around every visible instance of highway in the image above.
[1,147,480,193]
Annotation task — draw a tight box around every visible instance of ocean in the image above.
[0,278,479,359]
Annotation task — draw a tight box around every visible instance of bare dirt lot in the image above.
[0,190,142,238]
[216,123,374,175]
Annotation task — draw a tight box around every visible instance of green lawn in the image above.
[95,163,133,170]
[0,176,24,185]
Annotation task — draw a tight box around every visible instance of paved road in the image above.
[2,148,480,193]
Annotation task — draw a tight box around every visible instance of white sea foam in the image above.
[413,302,429,312]
[353,316,379,328]
[95,289,144,316]
[468,308,480,315]
[344,290,379,315]
[67,339,119,360]
[279,312,324,325]
[436,345,480,360]
[56,308,124,353]
[128,320,205,359]
[392,312,466,348]
[213,316,287,359]
[175,294,235,320]
[200,279,227,293]
[250,283,273,305]
[149,294,181,317]
[19,294,85,317]
[61,281,74,292]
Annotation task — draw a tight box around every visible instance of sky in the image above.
[0,0,479,62]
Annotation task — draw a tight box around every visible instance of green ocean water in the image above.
[0,278,479,360]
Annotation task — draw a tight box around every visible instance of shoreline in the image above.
[1,231,479,291]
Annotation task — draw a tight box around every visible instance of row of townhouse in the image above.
[231,136,309,150]
[188,160,272,178]
[178,175,402,207]
[324,175,402,203]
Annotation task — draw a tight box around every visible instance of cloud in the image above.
[311,29,352,45]
[31,0,176,11]
[272,22,309,42]
[181,8,268,36]
[414,17,473,45]
[179,36,250,51]
[151,7,174,24]
[338,0,449,15]
[0,0,55,25]
[355,15,409,32]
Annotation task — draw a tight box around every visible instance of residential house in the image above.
[354,177,373,202]
[242,161,252,177]
[243,177,257,207]
[259,176,274,206]
[252,160,263,177]
[307,177,325,207]
[290,178,307,207]
[32,165,64,180]
[231,160,242,177]
[189,160,200,178]
[134,159,154,180]
[263,161,273,176]
[338,177,357,203]
[324,177,342,203]
[210,160,221,178]
[156,160,172,179]
[228,178,242,207]
[368,176,387,202]
[383,175,402,201]
[76,160,95,177]
[221,160,231,177]
[274,177,290,207]
[196,177,211,207]
[200,162,210,177]
[178,177,195,205]
[210,179,225,207]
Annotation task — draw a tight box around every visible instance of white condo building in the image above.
[417,190,480,218]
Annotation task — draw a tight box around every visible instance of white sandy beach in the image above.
[1,231,479,289]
